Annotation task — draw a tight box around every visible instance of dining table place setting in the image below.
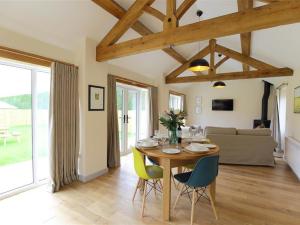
[184,142,217,154]
[136,138,159,148]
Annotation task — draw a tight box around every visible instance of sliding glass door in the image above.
[117,84,149,155]
[0,60,50,196]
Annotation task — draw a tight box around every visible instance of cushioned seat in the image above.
[145,165,163,179]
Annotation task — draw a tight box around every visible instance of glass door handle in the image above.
[126,115,129,124]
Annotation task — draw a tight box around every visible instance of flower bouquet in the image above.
[159,110,185,144]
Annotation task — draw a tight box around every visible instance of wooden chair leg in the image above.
[173,183,185,210]
[141,180,147,217]
[190,188,196,225]
[158,179,163,189]
[208,189,218,220]
[132,178,141,202]
[153,180,157,197]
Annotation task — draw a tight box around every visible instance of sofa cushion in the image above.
[237,128,271,136]
[205,127,236,135]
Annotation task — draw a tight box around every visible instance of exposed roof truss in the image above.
[92,0,298,83]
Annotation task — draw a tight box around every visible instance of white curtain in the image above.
[271,88,282,153]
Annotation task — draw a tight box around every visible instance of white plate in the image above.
[202,144,217,149]
[162,148,181,154]
[185,144,209,152]
[138,142,159,148]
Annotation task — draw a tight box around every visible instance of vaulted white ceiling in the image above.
[0,0,299,80]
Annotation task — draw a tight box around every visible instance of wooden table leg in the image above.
[162,158,171,221]
[209,179,216,202]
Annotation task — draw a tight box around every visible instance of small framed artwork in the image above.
[294,86,300,113]
[195,96,202,105]
[195,106,201,114]
[88,85,105,111]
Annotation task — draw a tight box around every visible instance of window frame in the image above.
[0,59,50,199]
[168,90,185,112]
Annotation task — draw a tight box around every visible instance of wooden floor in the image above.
[1,155,300,225]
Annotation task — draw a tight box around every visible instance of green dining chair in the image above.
[173,155,219,225]
[132,147,163,217]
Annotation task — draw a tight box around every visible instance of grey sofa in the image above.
[205,127,277,167]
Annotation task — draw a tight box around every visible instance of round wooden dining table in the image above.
[136,143,220,221]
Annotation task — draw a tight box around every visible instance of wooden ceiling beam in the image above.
[143,5,165,21]
[96,2,300,62]
[176,0,197,20]
[165,46,210,82]
[209,39,216,76]
[237,0,253,72]
[256,0,284,3]
[166,68,293,84]
[164,0,177,30]
[97,0,153,48]
[215,56,230,69]
[92,0,187,64]
[215,44,276,70]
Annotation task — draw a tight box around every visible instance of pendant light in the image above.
[188,10,209,72]
[213,81,226,88]
[189,58,209,72]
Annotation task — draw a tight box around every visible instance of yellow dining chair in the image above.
[132,147,163,217]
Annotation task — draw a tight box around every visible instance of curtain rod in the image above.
[0,45,78,68]
[112,74,156,88]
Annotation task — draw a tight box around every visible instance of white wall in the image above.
[78,38,157,179]
[185,79,272,129]
[0,26,75,64]
[77,38,187,180]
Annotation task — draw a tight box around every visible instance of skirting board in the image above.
[285,136,300,181]
[79,168,108,183]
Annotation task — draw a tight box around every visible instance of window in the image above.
[169,91,185,112]
[0,59,50,196]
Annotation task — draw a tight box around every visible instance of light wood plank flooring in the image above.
[0,155,299,225]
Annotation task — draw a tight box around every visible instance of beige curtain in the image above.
[183,94,187,114]
[49,62,79,193]
[149,86,159,136]
[107,75,120,168]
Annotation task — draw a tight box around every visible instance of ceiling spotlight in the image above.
[196,10,203,17]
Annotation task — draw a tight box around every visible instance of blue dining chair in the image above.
[173,155,219,225]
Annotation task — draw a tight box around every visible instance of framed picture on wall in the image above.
[295,86,300,113]
[195,96,202,114]
[88,85,105,111]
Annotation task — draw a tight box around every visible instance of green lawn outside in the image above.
[0,125,48,166]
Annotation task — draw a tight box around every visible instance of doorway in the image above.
[116,83,149,156]
[0,60,50,197]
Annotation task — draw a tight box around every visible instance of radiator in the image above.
[285,137,300,180]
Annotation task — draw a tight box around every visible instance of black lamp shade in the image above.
[188,58,209,72]
[213,81,226,88]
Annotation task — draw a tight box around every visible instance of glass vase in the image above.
[168,128,178,145]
